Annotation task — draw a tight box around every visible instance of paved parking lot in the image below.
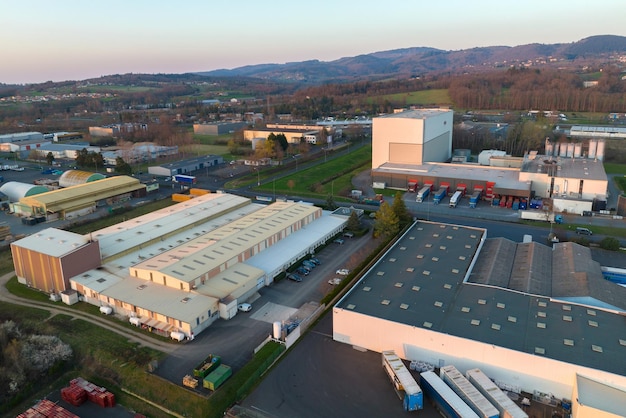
[153,226,377,392]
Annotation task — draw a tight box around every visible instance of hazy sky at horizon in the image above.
[2,0,625,84]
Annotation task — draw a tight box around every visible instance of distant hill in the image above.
[197,35,626,84]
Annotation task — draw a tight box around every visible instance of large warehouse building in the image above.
[13,176,146,219]
[333,221,626,418]
[370,109,608,214]
[12,192,349,338]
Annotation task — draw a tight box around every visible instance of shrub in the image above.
[600,237,621,251]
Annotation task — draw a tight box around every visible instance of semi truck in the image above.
[420,371,479,418]
[433,187,447,205]
[382,350,423,411]
[465,368,528,418]
[416,186,430,203]
[407,180,418,193]
[469,191,481,208]
[519,210,563,223]
[449,190,462,208]
[439,365,499,418]
[173,174,197,185]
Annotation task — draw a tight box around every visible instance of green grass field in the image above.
[230,146,372,200]
[604,162,626,175]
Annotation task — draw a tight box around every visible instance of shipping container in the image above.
[465,369,528,418]
[420,371,479,418]
[203,364,232,390]
[469,191,481,208]
[433,187,447,205]
[440,365,499,418]
[189,188,210,196]
[173,174,197,184]
[193,354,222,378]
[416,186,431,202]
[172,193,193,202]
[449,190,462,208]
[381,350,423,411]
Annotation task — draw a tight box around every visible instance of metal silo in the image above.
[588,140,597,159]
[596,140,605,161]
[574,142,582,158]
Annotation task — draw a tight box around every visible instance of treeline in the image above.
[447,67,626,112]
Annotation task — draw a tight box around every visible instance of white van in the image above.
[575,227,592,235]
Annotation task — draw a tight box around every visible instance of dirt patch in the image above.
[351,169,374,196]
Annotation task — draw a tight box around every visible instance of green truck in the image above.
[202,364,232,391]
[193,354,221,379]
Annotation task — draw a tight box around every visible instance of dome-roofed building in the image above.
[58,170,106,188]
[0,181,49,202]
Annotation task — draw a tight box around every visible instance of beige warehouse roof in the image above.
[11,227,89,256]
[132,201,320,283]
[91,192,253,260]
[19,176,144,214]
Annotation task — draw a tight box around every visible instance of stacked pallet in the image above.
[17,399,79,418]
[61,384,87,406]
[69,377,116,408]
[0,223,11,240]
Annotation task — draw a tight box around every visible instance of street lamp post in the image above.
[256,167,260,186]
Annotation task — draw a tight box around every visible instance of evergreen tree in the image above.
[115,157,133,175]
[391,192,412,226]
[373,201,399,239]
[346,211,360,231]
[325,194,337,210]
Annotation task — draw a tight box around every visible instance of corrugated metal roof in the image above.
[92,193,253,260]
[195,264,264,300]
[132,201,320,283]
[101,276,218,325]
[58,170,105,187]
[0,181,49,201]
[19,176,144,213]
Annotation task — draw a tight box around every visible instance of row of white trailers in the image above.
[382,351,528,418]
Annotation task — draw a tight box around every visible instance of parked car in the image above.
[328,278,342,285]
[575,227,592,235]
[296,266,310,276]
[287,273,303,282]
[309,257,321,265]
[333,238,345,245]
[237,303,252,312]
[343,231,354,238]
[302,260,316,269]
[336,269,350,275]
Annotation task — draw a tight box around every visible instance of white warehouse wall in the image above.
[372,110,453,168]
[332,308,626,401]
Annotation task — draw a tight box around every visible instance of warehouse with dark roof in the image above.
[333,220,626,418]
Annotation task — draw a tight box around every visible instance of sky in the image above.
[2,0,626,85]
